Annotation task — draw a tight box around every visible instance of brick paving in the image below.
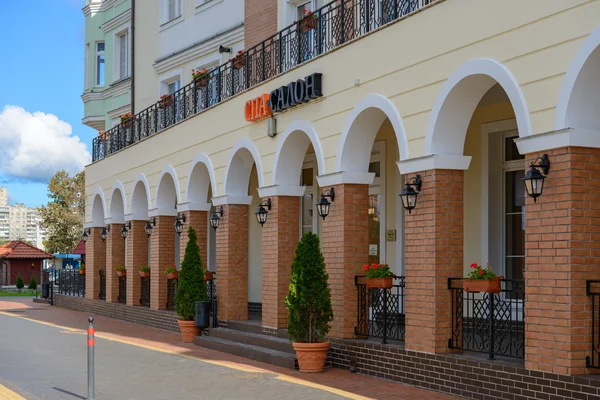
[0,297,460,400]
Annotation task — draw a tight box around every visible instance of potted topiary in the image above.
[116,266,127,277]
[139,265,150,278]
[285,232,333,373]
[164,266,178,280]
[463,262,503,294]
[362,263,394,289]
[175,226,208,342]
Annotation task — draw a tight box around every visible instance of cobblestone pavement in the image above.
[0,298,461,400]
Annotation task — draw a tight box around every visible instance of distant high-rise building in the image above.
[0,187,47,249]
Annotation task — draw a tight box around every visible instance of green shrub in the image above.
[16,275,24,292]
[285,232,333,343]
[139,265,150,272]
[28,276,37,290]
[175,226,207,320]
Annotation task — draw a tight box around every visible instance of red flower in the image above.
[380,264,385,269]
[478,269,484,275]
[362,265,369,271]
[470,263,477,269]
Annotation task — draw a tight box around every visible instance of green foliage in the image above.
[38,170,85,254]
[16,275,24,291]
[28,276,37,290]
[467,263,497,280]
[175,226,207,320]
[139,265,150,272]
[362,263,393,279]
[164,267,177,275]
[285,232,333,343]
[116,266,126,272]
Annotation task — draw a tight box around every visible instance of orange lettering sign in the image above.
[245,94,273,122]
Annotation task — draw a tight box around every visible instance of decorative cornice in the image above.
[107,104,131,120]
[316,172,375,187]
[256,185,306,198]
[81,77,131,102]
[515,128,600,155]
[102,9,131,33]
[211,195,253,206]
[396,155,472,175]
[82,3,101,17]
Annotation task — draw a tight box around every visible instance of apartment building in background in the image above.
[81,0,132,131]
[0,188,46,249]
[76,0,600,397]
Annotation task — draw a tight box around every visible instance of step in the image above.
[226,319,264,335]
[194,335,297,369]
[210,328,295,354]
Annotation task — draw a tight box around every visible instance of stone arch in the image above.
[109,182,126,223]
[130,174,151,220]
[425,58,532,156]
[224,138,264,196]
[272,120,326,187]
[186,153,217,205]
[555,25,600,130]
[155,165,180,216]
[337,94,409,174]
[90,188,106,227]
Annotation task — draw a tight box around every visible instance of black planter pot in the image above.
[195,301,211,329]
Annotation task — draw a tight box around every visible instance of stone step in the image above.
[210,328,295,354]
[194,335,297,369]
[226,320,264,335]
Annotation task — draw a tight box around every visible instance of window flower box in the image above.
[363,263,394,289]
[463,263,503,294]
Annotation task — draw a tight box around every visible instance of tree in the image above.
[28,276,37,290]
[38,170,85,254]
[16,275,24,292]
[285,232,333,343]
[175,226,207,320]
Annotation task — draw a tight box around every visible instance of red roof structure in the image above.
[0,241,53,259]
[72,240,86,255]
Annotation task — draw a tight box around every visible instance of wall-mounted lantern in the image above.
[210,206,224,230]
[145,217,156,237]
[120,221,131,240]
[100,225,110,241]
[82,228,91,242]
[173,213,186,235]
[399,175,422,214]
[255,199,271,226]
[316,187,335,220]
[522,154,550,203]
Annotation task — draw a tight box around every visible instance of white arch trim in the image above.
[107,181,127,224]
[272,119,326,187]
[127,173,152,221]
[87,187,107,228]
[555,26,600,130]
[185,153,218,203]
[424,58,532,156]
[223,138,265,196]
[154,165,181,216]
[336,94,410,173]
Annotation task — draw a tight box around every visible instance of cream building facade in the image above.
[82,0,600,390]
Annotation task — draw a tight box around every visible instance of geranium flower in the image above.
[470,263,477,268]
[478,269,484,275]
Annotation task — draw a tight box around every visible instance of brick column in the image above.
[150,216,175,310]
[524,147,600,375]
[216,204,249,322]
[85,227,105,300]
[106,223,125,303]
[126,220,148,306]
[179,210,208,265]
[262,196,300,330]
[404,169,464,354]
[321,184,369,339]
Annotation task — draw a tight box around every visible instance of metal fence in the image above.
[355,275,405,343]
[140,277,150,307]
[118,276,126,304]
[57,270,86,297]
[586,280,600,368]
[91,0,437,162]
[166,278,177,310]
[99,270,106,300]
[448,278,525,359]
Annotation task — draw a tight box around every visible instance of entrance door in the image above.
[368,141,385,264]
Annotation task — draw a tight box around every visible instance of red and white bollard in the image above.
[87,317,95,400]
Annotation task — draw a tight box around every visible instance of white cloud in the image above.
[0,106,90,183]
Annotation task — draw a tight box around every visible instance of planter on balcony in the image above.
[233,55,246,70]
[205,271,214,281]
[367,277,393,289]
[462,277,503,294]
[139,271,150,278]
[166,271,178,280]
[299,16,318,33]
[117,271,126,277]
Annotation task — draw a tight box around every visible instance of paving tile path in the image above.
[0,298,461,400]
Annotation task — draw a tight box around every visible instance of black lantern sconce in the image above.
[82,228,91,242]
[145,217,156,237]
[399,175,422,214]
[522,154,550,203]
[255,199,271,226]
[210,206,224,230]
[120,221,131,240]
[316,187,335,220]
[100,225,110,241]
[173,213,186,235]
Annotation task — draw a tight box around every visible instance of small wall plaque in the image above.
[368,244,378,256]
[386,229,396,242]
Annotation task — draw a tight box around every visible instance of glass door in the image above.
[368,141,385,264]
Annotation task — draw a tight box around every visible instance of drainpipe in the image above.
[131,0,135,114]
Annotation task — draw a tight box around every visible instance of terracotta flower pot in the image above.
[79,270,86,276]
[194,78,208,88]
[139,271,150,278]
[299,17,317,33]
[117,271,126,277]
[205,271,214,281]
[366,277,393,289]
[233,57,246,70]
[166,272,178,280]
[293,341,330,373]
[178,320,201,343]
[462,276,503,294]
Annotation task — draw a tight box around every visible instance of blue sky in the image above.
[0,0,95,207]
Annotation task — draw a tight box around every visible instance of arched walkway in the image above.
[130,174,151,221]
[109,182,126,223]
[223,138,264,197]
[155,166,180,216]
[186,154,216,207]
[90,189,106,227]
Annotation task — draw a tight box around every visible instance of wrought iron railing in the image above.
[448,278,525,359]
[355,275,405,343]
[91,0,438,162]
[586,280,600,368]
[57,270,86,297]
[140,277,150,307]
[118,276,126,304]
[99,270,106,300]
[166,278,177,310]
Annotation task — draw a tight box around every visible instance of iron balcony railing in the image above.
[448,278,525,359]
[99,270,106,300]
[140,276,151,307]
[355,275,405,343]
[92,0,438,162]
[118,275,127,304]
[57,270,86,298]
[586,280,600,368]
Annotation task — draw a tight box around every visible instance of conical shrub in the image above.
[175,226,207,320]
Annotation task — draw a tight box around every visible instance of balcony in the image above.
[92,0,438,162]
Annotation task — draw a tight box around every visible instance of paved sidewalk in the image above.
[0,298,461,400]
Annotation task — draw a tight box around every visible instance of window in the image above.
[168,80,181,94]
[85,43,90,89]
[168,0,180,21]
[118,32,129,79]
[96,42,105,86]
